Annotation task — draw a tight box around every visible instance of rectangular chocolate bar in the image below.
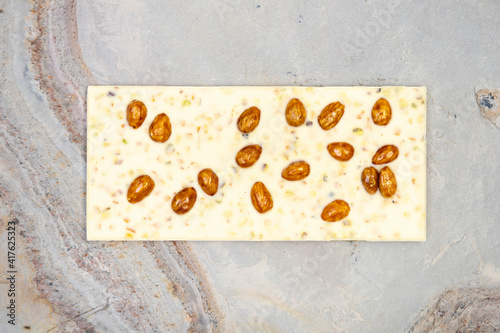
[87,86,426,241]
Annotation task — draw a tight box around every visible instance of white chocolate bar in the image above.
[87,86,426,241]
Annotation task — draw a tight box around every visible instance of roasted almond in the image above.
[321,199,350,222]
[251,182,273,213]
[171,187,197,215]
[127,100,147,129]
[127,175,155,204]
[318,102,345,130]
[235,145,262,168]
[198,168,219,196]
[281,161,311,181]
[237,106,261,133]
[371,98,392,126]
[379,166,397,198]
[327,142,355,161]
[372,145,399,164]
[361,167,379,195]
[285,98,306,127]
[149,113,172,143]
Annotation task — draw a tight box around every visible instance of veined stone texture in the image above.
[0,0,499,332]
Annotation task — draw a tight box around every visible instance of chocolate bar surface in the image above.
[87,86,426,241]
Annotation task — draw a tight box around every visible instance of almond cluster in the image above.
[361,98,398,198]
[124,100,219,215]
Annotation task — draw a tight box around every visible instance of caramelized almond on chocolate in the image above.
[372,145,399,165]
[235,145,262,168]
[371,98,392,126]
[237,106,261,133]
[127,100,147,129]
[318,102,345,130]
[251,182,273,213]
[172,187,197,215]
[281,161,311,181]
[285,98,306,127]
[127,175,155,204]
[361,167,379,195]
[149,113,172,143]
[321,199,350,222]
[327,142,355,161]
[379,166,397,198]
[198,168,219,196]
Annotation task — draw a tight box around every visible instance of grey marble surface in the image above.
[0,0,499,332]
